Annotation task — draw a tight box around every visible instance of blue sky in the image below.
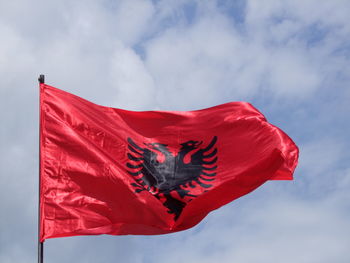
[0,0,350,262]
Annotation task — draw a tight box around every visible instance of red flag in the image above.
[39,83,298,241]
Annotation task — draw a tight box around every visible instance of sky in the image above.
[0,0,350,262]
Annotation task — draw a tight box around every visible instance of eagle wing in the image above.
[126,138,162,192]
[189,136,218,188]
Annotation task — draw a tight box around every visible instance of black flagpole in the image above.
[38,74,45,263]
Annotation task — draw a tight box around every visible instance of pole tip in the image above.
[38,75,45,84]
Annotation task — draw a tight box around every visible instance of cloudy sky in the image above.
[1,0,350,262]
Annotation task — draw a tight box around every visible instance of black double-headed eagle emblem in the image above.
[126,136,218,219]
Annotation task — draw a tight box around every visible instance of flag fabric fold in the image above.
[39,84,298,241]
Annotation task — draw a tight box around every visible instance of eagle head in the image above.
[180,140,203,152]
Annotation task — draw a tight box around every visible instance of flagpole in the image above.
[38,74,45,263]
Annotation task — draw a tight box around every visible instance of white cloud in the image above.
[109,43,157,109]
[144,9,322,108]
[145,13,247,109]
[135,189,350,263]
[266,48,321,96]
[111,0,155,46]
[299,138,343,176]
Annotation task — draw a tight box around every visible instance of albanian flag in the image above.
[39,83,298,241]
